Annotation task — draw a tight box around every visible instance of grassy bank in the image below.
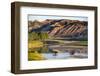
[76,41,87,46]
[46,39,87,46]
[28,51,44,60]
[28,40,45,60]
[28,40,44,48]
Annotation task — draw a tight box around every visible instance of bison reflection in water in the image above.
[53,51,58,56]
[52,49,76,56]
[51,49,59,56]
[69,50,75,55]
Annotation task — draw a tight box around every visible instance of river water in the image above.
[42,53,88,60]
[28,40,88,60]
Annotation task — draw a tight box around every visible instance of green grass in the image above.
[66,41,88,46]
[74,41,87,46]
[46,39,87,46]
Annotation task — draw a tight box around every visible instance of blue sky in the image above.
[28,15,88,21]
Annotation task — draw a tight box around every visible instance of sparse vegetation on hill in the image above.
[28,19,87,40]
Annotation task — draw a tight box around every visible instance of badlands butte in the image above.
[28,19,87,39]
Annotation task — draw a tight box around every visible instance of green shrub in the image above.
[28,32,49,41]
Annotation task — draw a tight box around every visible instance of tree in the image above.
[28,32,49,41]
[28,32,38,40]
[39,32,48,40]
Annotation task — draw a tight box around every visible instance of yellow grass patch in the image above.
[28,51,44,60]
[28,40,44,48]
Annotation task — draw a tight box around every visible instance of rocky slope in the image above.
[28,19,88,39]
